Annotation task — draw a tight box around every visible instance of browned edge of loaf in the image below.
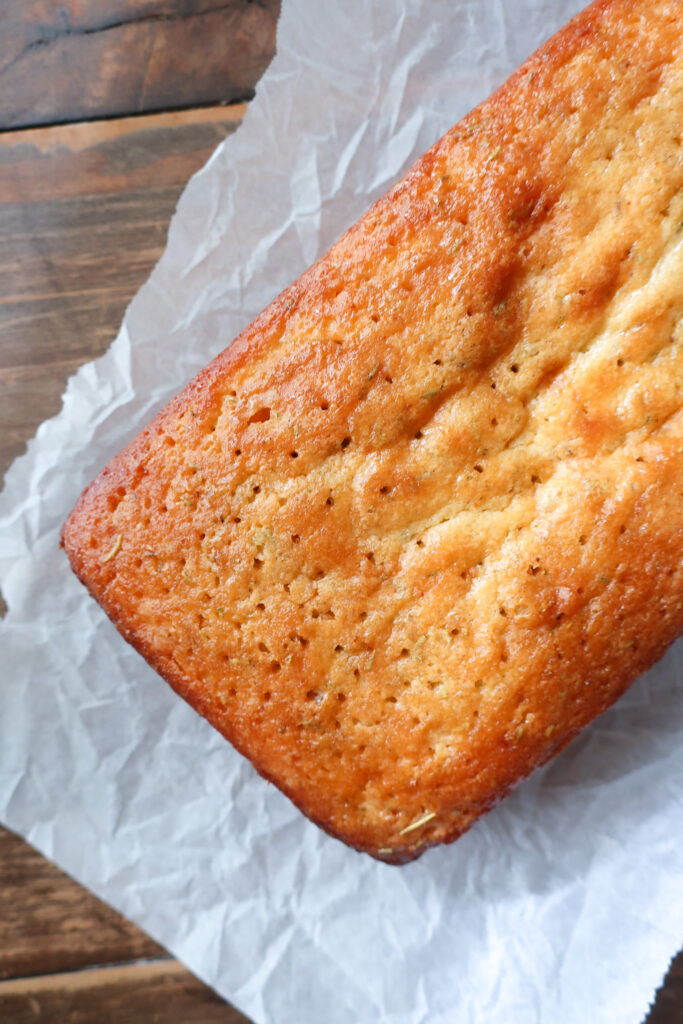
[62,0,683,863]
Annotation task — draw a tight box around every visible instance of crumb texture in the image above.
[63,0,683,862]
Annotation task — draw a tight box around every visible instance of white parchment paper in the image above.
[1,1,682,1021]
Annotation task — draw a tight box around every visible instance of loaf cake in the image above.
[62,0,683,863]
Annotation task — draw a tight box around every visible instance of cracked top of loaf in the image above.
[63,0,683,862]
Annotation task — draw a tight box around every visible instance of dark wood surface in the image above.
[0,105,244,475]
[0,826,163,980]
[0,0,279,129]
[0,827,244,1024]
[0,3,681,1022]
[0,103,252,1023]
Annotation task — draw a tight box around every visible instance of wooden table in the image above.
[0,3,681,1021]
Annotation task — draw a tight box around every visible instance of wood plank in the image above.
[646,954,683,1024]
[0,827,163,979]
[0,106,244,481]
[0,0,279,129]
[0,101,254,1022]
[0,960,249,1023]
[0,105,246,203]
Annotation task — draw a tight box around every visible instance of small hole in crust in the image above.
[248,407,271,424]
[291,534,300,544]
[320,400,329,410]
[510,364,519,374]
[341,436,351,450]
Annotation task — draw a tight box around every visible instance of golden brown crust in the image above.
[63,0,683,862]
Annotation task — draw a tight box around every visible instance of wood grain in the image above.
[0,960,247,1024]
[0,827,163,979]
[0,101,252,1023]
[0,106,244,482]
[0,0,279,129]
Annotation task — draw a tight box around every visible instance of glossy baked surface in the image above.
[63,0,683,862]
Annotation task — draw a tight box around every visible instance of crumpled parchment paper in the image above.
[1,1,682,1022]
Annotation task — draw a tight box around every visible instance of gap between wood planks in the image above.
[0,100,248,138]
[0,959,175,996]
[0,955,248,1023]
